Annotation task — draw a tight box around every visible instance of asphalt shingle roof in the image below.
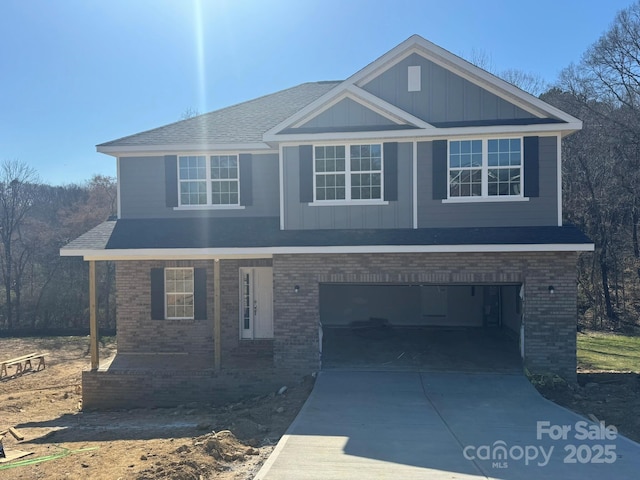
[98,82,341,147]
[60,218,592,252]
[63,220,116,250]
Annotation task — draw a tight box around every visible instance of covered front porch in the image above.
[78,253,287,409]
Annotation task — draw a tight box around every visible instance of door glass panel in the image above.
[239,267,273,339]
[243,273,251,330]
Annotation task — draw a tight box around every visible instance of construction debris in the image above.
[0,450,33,464]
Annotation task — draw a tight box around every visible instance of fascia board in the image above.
[60,249,275,260]
[61,242,595,261]
[267,122,582,143]
[97,143,275,157]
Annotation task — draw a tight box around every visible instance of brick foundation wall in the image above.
[272,252,578,380]
[82,368,300,409]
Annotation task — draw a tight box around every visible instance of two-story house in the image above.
[62,35,593,409]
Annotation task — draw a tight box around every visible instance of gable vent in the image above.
[408,65,421,92]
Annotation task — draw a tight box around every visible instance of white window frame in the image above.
[176,154,244,209]
[444,137,529,203]
[310,143,387,206]
[164,267,194,320]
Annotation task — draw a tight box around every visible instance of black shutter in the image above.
[299,145,314,203]
[432,140,448,200]
[524,136,539,198]
[383,142,398,201]
[239,154,253,206]
[165,155,178,207]
[150,268,165,320]
[194,268,207,320]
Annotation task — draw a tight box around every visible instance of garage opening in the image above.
[320,283,523,372]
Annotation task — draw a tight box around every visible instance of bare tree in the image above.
[181,107,200,120]
[464,48,548,96]
[0,160,39,329]
[543,1,640,326]
[60,174,116,235]
[545,89,621,323]
[466,48,495,73]
[57,175,117,329]
[500,69,548,97]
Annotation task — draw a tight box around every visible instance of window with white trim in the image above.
[314,144,382,201]
[165,267,194,319]
[448,138,522,198]
[487,139,522,196]
[179,155,239,206]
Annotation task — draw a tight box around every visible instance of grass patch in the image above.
[577,332,640,372]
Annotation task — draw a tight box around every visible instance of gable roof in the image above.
[351,35,575,121]
[98,34,582,156]
[265,35,582,141]
[97,81,340,155]
[281,84,434,133]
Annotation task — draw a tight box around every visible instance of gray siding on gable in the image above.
[300,98,398,129]
[282,143,413,230]
[362,53,537,124]
[119,154,280,219]
[416,136,558,227]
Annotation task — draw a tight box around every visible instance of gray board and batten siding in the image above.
[119,138,557,228]
[417,135,558,228]
[282,143,414,230]
[362,52,539,124]
[118,154,280,219]
[297,97,401,130]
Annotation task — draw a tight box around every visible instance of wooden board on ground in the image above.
[8,427,23,441]
[0,450,33,463]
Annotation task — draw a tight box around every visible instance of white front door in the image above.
[239,267,273,339]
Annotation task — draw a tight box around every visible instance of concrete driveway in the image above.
[255,371,640,479]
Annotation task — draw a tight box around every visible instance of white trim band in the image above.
[61,242,595,261]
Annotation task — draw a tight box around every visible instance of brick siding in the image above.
[84,252,578,408]
[272,252,578,380]
[115,260,215,359]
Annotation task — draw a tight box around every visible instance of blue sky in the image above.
[0,0,634,185]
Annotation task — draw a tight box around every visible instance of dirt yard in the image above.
[0,337,313,480]
[535,369,640,444]
[1,337,639,479]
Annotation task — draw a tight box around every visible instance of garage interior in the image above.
[320,283,523,372]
